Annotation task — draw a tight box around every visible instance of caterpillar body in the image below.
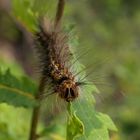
[36,21,79,102]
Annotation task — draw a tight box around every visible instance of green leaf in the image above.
[86,113,117,140]
[72,84,117,140]
[0,69,37,108]
[65,24,115,139]
[87,127,109,140]
[66,102,84,140]
[96,112,117,131]
[68,42,117,139]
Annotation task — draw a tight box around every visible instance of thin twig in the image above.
[54,0,65,29]
[29,77,46,140]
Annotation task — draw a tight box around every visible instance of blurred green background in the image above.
[0,0,140,140]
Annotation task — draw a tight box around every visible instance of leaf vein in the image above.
[0,84,35,100]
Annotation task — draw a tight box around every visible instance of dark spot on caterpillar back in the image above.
[57,76,69,84]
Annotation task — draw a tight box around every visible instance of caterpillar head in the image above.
[57,79,79,102]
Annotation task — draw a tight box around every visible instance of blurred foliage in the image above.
[0,0,140,140]
[0,103,31,140]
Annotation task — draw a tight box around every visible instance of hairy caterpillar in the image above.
[34,0,90,102]
[36,20,79,102]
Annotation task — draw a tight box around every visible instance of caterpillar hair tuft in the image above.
[35,18,79,102]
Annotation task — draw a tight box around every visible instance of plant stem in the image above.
[29,77,46,140]
[55,0,65,29]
